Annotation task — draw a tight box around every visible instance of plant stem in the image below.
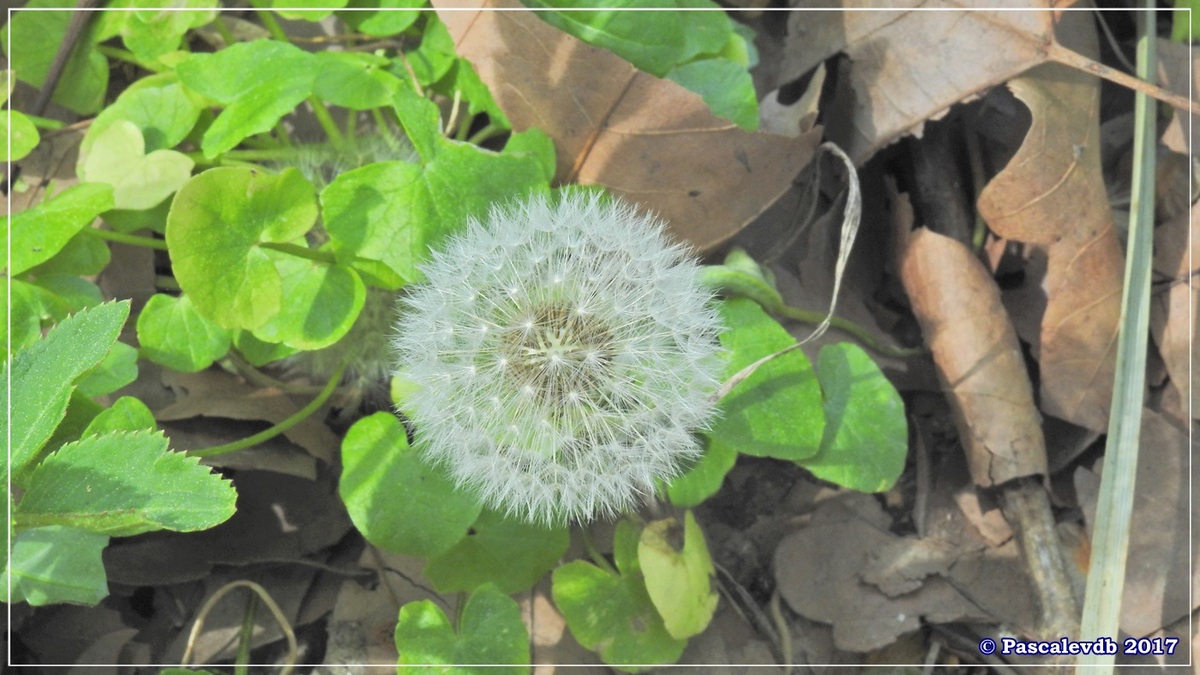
[467,123,503,146]
[578,527,617,575]
[94,44,162,72]
[84,227,169,251]
[256,10,290,42]
[308,96,348,151]
[259,241,338,265]
[212,14,237,47]
[24,113,66,131]
[186,362,347,459]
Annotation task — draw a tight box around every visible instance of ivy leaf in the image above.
[15,430,237,537]
[84,74,202,153]
[1,3,108,114]
[798,343,908,493]
[8,183,114,276]
[707,297,825,462]
[552,521,686,670]
[424,509,569,595]
[166,167,318,330]
[395,583,529,672]
[638,511,718,640]
[339,412,481,557]
[78,120,195,210]
[250,252,366,351]
[313,51,403,110]
[176,40,318,157]
[322,90,548,284]
[6,526,109,606]
[3,300,130,480]
[137,293,232,373]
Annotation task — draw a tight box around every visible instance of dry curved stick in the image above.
[181,580,298,674]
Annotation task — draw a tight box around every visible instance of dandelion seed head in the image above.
[392,192,723,526]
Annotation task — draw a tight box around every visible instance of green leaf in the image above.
[313,51,403,110]
[707,298,824,462]
[16,430,237,537]
[8,183,114,276]
[405,15,456,85]
[76,341,139,397]
[250,253,366,351]
[3,301,130,479]
[29,275,106,323]
[6,526,109,606]
[2,71,39,160]
[264,0,348,21]
[798,343,907,493]
[175,40,318,157]
[81,396,157,437]
[78,120,195,210]
[26,231,111,277]
[666,57,758,130]
[638,511,717,640]
[395,583,529,673]
[666,436,735,508]
[339,412,481,557]
[103,199,172,235]
[424,510,569,595]
[233,330,298,366]
[323,94,548,283]
[166,167,318,330]
[340,0,424,37]
[502,129,556,183]
[137,293,232,372]
[84,74,202,153]
[552,556,686,669]
[2,3,108,114]
[115,0,218,62]
[6,279,46,353]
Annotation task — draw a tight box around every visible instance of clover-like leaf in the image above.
[708,297,825,461]
[313,51,402,110]
[425,509,569,595]
[552,521,687,670]
[339,0,423,37]
[395,583,529,672]
[638,510,718,640]
[6,526,109,607]
[3,300,130,479]
[78,120,194,210]
[798,342,908,493]
[8,183,114,276]
[250,253,366,351]
[166,167,318,330]
[115,0,217,62]
[137,293,232,372]
[175,40,318,157]
[339,412,481,557]
[15,430,237,537]
[84,74,202,153]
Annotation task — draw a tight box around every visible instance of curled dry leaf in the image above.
[1157,37,1198,158]
[780,1,1066,164]
[977,62,1122,432]
[899,228,1047,487]
[434,0,821,251]
[1150,201,1199,423]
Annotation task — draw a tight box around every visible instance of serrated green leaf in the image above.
[552,556,686,670]
[137,293,231,372]
[707,298,824,461]
[340,0,424,37]
[638,511,717,640]
[175,40,318,157]
[82,396,157,437]
[250,253,366,351]
[6,526,109,606]
[16,430,237,537]
[78,119,195,210]
[9,183,114,276]
[2,3,108,114]
[3,301,130,479]
[666,436,735,508]
[166,167,318,330]
[323,96,548,283]
[396,583,529,673]
[425,510,569,595]
[339,412,481,557]
[798,343,907,493]
[84,74,202,153]
[313,51,402,110]
[76,341,139,397]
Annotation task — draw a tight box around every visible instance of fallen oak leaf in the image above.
[434,0,820,251]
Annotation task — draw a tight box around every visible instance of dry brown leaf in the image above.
[1073,408,1196,639]
[1150,201,1199,423]
[978,63,1123,432]
[1157,37,1198,158]
[899,227,1047,487]
[434,0,821,251]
